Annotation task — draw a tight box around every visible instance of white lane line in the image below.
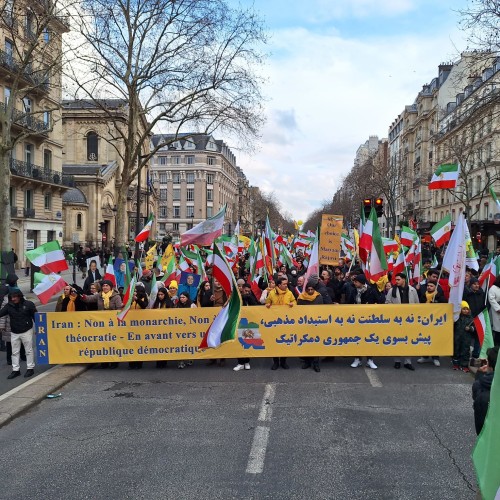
[246,383,276,474]
[246,426,271,474]
[258,383,276,422]
[364,367,383,387]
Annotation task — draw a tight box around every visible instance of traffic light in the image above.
[98,222,106,233]
[363,198,372,217]
[374,197,384,217]
[476,232,482,244]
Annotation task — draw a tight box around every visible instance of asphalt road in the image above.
[0,357,477,499]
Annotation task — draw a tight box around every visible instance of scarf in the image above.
[273,287,290,305]
[425,291,437,303]
[102,290,113,309]
[297,290,320,302]
[67,294,77,311]
[355,284,368,304]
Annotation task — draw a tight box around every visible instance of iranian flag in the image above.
[479,256,497,290]
[199,244,241,349]
[430,215,452,247]
[181,205,225,247]
[391,250,406,283]
[303,230,319,287]
[33,272,67,304]
[103,256,117,287]
[473,309,495,358]
[25,240,68,274]
[134,214,154,243]
[490,186,500,210]
[117,278,136,321]
[365,209,388,282]
[428,163,459,189]
[400,226,418,248]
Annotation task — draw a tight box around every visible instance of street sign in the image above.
[102,233,107,241]
[26,239,35,250]
[72,233,80,243]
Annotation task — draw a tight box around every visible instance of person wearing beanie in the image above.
[348,272,384,369]
[308,272,333,304]
[0,289,37,379]
[167,280,179,306]
[452,301,474,372]
[385,273,419,371]
[463,277,486,365]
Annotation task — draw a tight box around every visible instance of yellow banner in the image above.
[35,304,453,364]
[319,214,343,265]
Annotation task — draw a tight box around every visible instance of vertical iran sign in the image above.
[319,214,344,266]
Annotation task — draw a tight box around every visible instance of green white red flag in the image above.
[25,240,68,274]
[473,309,495,358]
[428,163,459,189]
[365,208,388,282]
[117,278,136,321]
[490,186,500,210]
[430,214,452,247]
[103,255,117,287]
[134,214,154,243]
[33,272,67,304]
[199,244,241,349]
[400,226,418,248]
[181,205,226,247]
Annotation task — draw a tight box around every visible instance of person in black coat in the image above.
[463,277,487,363]
[472,346,498,435]
[307,273,333,304]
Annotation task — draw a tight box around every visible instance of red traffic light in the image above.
[363,198,371,206]
[375,198,383,206]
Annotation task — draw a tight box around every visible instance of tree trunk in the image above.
[0,148,11,254]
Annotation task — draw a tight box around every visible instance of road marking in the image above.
[0,365,59,403]
[246,426,270,474]
[258,383,276,422]
[246,383,276,474]
[364,367,383,387]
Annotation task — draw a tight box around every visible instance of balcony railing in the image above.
[10,158,73,187]
[0,102,49,135]
[23,208,35,218]
[0,47,50,92]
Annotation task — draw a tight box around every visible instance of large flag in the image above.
[303,229,319,287]
[103,256,117,287]
[134,214,154,243]
[181,205,226,247]
[479,256,497,290]
[160,244,175,271]
[430,215,452,247]
[263,215,276,275]
[33,272,66,305]
[199,244,241,349]
[490,186,500,210]
[473,367,500,499]
[25,240,68,274]
[442,213,467,321]
[428,163,459,189]
[365,208,388,282]
[473,309,495,358]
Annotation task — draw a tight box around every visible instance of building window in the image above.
[25,189,33,209]
[43,28,50,43]
[207,156,215,165]
[44,149,52,170]
[4,87,10,104]
[186,155,195,165]
[23,96,32,113]
[207,189,213,201]
[159,189,167,201]
[207,173,214,185]
[173,188,181,201]
[87,131,98,161]
[172,172,180,184]
[159,222,166,231]
[172,156,181,165]
[26,10,35,38]
[76,213,82,229]
[159,172,168,183]
[5,39,13,64]
[43,111,51,127]
[44,192,51,210]
[173,206,180,218]
[186,205,194,218]
[186,172,195,184]
[159,206,167,217]
[173,222,179,231]
[186,188,194,201]
[206,206,213,217]
[159,156,167,165]
[25,143,33,166]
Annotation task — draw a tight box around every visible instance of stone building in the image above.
[61,99,154,249]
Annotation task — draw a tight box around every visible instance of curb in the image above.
[0,364,89,428]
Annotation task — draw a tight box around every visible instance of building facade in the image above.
[151,133,240,240]
[1,0,70,265]
[61,99,154,249]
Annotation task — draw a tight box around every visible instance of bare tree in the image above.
[0,0,70,259]
[65,0,267,247]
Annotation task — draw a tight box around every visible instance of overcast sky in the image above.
[233,0,470,222]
